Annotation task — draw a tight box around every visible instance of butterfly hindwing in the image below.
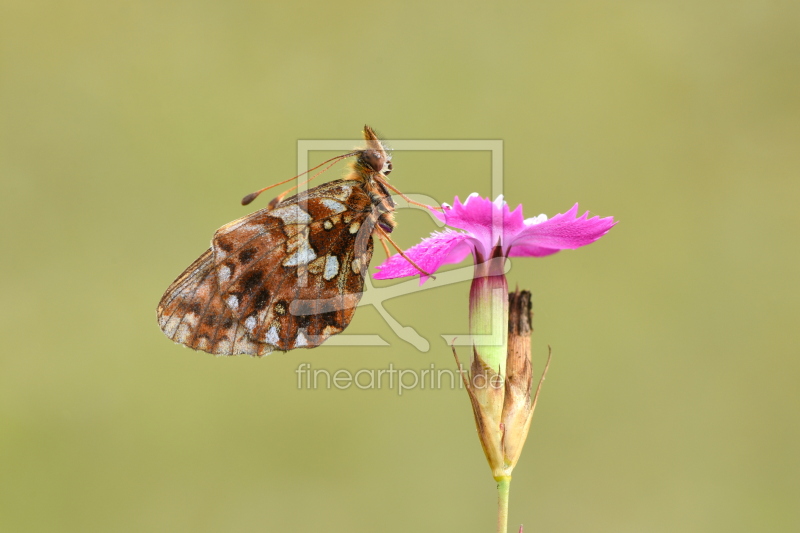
[211,179,376,351]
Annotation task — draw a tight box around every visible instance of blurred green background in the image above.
[2,0,799,531]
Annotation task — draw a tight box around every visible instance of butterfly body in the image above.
[157,127,394,356]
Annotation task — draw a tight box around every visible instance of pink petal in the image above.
[373,230,473,284]
[434,195,526,257]
[510,203,616,255]
[508,244,562,258]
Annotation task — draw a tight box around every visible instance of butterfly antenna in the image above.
[264,156,349,209]
[241,151,359,206]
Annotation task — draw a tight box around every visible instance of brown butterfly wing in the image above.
[156,249,272,356]
[212,179,376,351]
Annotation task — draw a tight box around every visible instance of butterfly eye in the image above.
[360,150,386,173]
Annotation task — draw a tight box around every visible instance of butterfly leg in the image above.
[375,176,446,211]
[376,226,436,280]
[377,231,392,258]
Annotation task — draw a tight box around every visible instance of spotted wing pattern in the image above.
[156,249,271,355]
[157,179,376,356]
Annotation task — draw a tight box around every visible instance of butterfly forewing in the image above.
[156,249,272,355]
[158,180,379,354]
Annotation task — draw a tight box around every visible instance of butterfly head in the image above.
[356,125,393,178]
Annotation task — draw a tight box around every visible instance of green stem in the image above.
[497,476,511,533]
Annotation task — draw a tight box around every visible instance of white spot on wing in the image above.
[232,323,260,355]
[295,330,309,347]
[215,335,232,354]
[218,265,231,282]
[174,323,192,343]
[226,295,239,311]
[283,228,317,267]
[194,284,211,300]
[268,204,312,225]
[244,315,256,332]
[322,325,340,338]
[328,185,353,201]
[349,221,360,234]
[320,199,347,214]
[265,325,280,345]
[162,315,181,337]
[195,336,209,351]
[284,246,317,266]
[323,255,340,281]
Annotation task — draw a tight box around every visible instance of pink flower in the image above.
[374,194,616,283]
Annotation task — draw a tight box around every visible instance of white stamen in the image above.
[524,214,549,226]
[464,192,480,205]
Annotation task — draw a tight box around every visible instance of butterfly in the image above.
[157,126,413,356]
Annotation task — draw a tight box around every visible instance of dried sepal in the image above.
[452,345,505,477]
[453,289,551,480]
